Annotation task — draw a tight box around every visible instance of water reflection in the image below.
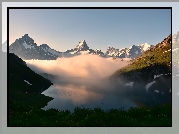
[41,83,137,113]
[41,72,172,113]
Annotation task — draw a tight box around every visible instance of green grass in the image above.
[110,39,171,83]
[9,100,171,126]
[115,42,171,74]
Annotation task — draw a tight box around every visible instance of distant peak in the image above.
[75,39,89,50]
[40,44,50,48]
[78,39,87,46]
[23,34,29,37]
[21,34,31,39]
[80,40,86,44]
[129,45,136,49]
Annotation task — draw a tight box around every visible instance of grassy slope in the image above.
[9,102,171,126]
[108,35,172,113]
[110,35,171,83]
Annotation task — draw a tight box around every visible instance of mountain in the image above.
[9,35,107,59]
[106,43,154,59]
[112,34,171,76]
[110,34,171,106]
[9,34,154,60]
[9,52,27,66]
[9,52,53,101]
[39,73,59,82]
[60,40,153,59]
[59,40,106,58]
[9,34,61,60]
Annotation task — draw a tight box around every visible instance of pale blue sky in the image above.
[9,8,171,52]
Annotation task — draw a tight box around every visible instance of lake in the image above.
[41,82,138,113]
[40,73,173,113]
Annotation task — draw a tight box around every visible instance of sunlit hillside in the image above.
[110,34,171,82]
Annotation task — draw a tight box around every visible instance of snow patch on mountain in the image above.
[24,80,32,85]
[80,50,90,54]
[9,34,154,60]
[105,43,153,59]
[125,82,134,87]
[22,42,35,49]
[154,74,163,79]
[154,90,159,93]
[146,81,156,91]
[47,48,60,56]
[139,43,152,52]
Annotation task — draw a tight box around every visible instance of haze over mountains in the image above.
[8,34,154,60]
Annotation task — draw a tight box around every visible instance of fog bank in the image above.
[25,55,131,80]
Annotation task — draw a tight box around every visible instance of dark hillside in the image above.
[110,34,171,107]
[9,53,53,101]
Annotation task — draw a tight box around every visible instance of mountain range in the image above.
[8,34,154,60]
[9,34,60,60]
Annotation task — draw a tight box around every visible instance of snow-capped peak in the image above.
[81,39,85,43]
[77,40,86,47]
[129,45,137,50]
[40,44,50,49]
[105,43,153,59]
[138,43,152,52]
[75,40,89,51]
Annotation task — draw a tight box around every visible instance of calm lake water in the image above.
[41,83,137,113]
[40,73,173,113]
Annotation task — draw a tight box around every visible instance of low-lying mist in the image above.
[24,55,170,110]
[24,55,135,106]
[25,55,131,79]
[25,55,132,92]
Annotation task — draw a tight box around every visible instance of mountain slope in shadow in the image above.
[110,34,171,107]
[9,52,53,101]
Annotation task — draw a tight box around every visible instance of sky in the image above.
[9,8,171,52]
